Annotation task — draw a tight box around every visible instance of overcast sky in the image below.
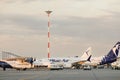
[0,0,120,59]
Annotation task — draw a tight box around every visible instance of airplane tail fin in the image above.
[80,47,92,61]
[100,41,120,64]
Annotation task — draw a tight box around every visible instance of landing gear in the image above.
[16,68,27,71]
[3,67,6,71]
[23,68,27,71]
[72,63,81,69]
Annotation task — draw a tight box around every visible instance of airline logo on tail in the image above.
[100,42,120,65]
[113,42,120,57]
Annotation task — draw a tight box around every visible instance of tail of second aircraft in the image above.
[80,47,92,61]
[100,41,120,65]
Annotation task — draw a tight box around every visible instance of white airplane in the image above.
[82,42,120,67]
[33,47,92,69]
[0,57,34,71]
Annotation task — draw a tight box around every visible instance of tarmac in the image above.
[0,68,120,80]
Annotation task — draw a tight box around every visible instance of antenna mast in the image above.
[45,10,52,58]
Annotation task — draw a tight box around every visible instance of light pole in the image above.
[45,10,52,58]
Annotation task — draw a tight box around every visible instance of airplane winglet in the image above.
[87,55,92,62]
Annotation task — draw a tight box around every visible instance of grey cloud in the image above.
[0,14,47,35]
[0,11,119,42]
[51,13,120,42]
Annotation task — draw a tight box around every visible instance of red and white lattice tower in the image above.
[45,10,52,58]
